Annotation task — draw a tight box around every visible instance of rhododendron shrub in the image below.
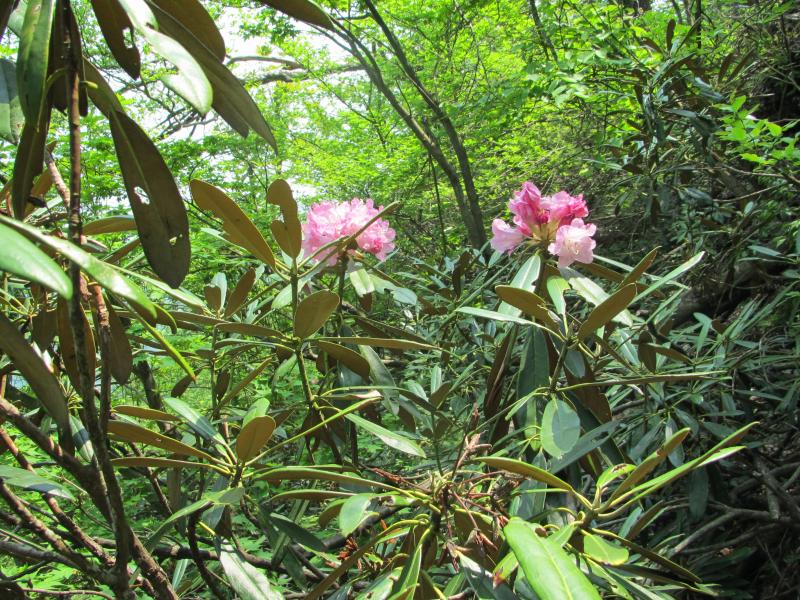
[491,181,596,267]
[301,198,396,264]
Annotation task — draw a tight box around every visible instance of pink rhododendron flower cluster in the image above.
[490,182,596,268]
[301,198,396,265]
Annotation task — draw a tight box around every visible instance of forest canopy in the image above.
[0,0,798,599]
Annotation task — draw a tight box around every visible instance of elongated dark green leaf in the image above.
[143,487,244,554]
[475,457,579,496]
[11,105,49,219]
[255,466,392,490]
[259,0,333,30]
[114,405,181,422]
[105,111,190,288]
[115,0,211,113]
[578,284,637,339]
[140,318,196,379]
[16,0,54,122]
[0,215,157,319]
[83,215,137,236]
[107,420,216,462]
[621,247,659,287]
[609,427,691,503]
[339,493,373,536]
[457,306,533,325]
[0,221,71,297]
[267,178,302,257]
[269,513,326,551]
[294,290,339,338]
[317,340,370,379]
[148,4,276,146]
[320,336,437,352]
[0,465,74,500]
[224,268,256,318]
[236,415,276,462]
[216,322,283,340]
[218,356,274,408]
[634,252,705,302]
[150,0,225,60]
[498,254,541,316]
[69,414,95,463]
[0,313,69,431]
[345,413,425,457]
[0,58,23,143]
[505,518,600,600]
[163,397,223,445]
[89,0,140,78]
[496,285,558,328]
[106,301,133,383]
[191,180,275,268]
[219,545,283,600]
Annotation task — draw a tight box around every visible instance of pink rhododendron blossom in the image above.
[509,182,548,234]
[490,219,526,253]
[489,181,597,265]
[301,198,395,265]
[542,191,588,226]
[548,218,597,268]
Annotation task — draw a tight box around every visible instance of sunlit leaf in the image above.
[505,518,600,600]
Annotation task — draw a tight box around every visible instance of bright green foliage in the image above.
[0,0,798,599]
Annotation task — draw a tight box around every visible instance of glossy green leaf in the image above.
[582,533,629,565]
[0,215,156,318]
[541,398,581,458]
[0,312,69,432]
[294,290,339,338]
[105,111,191,288]
[255,466,393,490]
[496,285,558,328]
[116,0,212,114]
[0,221,71,298]
[148,4,276,146]
[259,0,334,30]
[504,518,601,600]
[0,465,74,500]
[111,456,218,471]
[150,0,226,60]
[345,413,425,457]
[236,415,276,462]
[16,0,54,122]
[498,254,541,316]
[89,0,141,78]
[83,215,137,236]
[269,513,327,551]
[339,493,374,536]
[107,421,216,462]
[475,457,580,497]
[219,545,283,600]
[140,318,196,380]
[0,58,23,143]
[163,397,223,445]
[578,284,636,339]
[114,405,181,422]
[321,336,437,351]
[634,252,705,302]
[349,268,375,297]
[191,180,276,268]
[69,415,95,464]
[318,340,370,379]
[456,306,532,325]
